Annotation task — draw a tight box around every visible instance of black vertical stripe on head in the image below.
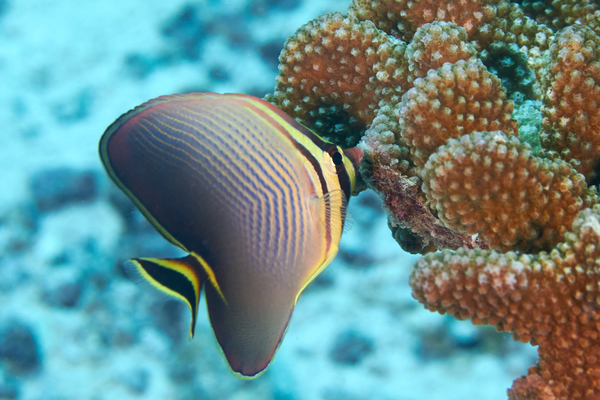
[286,122,352,202]
[336,162,352,203]
[292,142,329,196]
[326,145,352,202]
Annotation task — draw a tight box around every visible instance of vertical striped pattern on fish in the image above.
[98,92,362,378]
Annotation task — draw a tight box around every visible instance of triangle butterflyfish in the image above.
[99,92,363,378]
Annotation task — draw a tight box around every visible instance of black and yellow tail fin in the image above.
[125,255,208,338]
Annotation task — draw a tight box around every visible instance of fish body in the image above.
[99,93,362,377]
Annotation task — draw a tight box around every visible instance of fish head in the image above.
[320,143,364,199]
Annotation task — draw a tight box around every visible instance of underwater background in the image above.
[0,0,538,399]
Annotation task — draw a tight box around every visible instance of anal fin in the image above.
[126,255,208,338]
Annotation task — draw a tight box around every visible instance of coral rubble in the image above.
[267,0,600,397]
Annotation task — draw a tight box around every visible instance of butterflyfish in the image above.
[99,92,363,378]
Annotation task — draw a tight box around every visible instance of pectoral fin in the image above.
[126,255,208,338]
[310,189,348,238]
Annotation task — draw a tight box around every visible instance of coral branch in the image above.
[368,161,485,253]
[422,131,587,251]
[399,58,516,168]
[410,205,600,399]
[266,12,407,146]
[540,25,600,179]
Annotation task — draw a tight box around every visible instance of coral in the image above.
[266,12,408,147]
[410,205,600,399]
[539,25,600,179]
[267,0,600,396]
[399,58,517,168]
[422,131,589,251]
[404,21,478,83]
[369,160,485,253]
[518,0,600,36]
[479,42,539,101]
[348,0,499,41]
[472,1,552,55]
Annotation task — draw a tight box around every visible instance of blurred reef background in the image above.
[0,1,537,399]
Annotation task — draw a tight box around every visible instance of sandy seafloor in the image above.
[0,1,539,399]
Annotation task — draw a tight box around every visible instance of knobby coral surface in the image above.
[422,131,594,252]
[411,205,600,399]
[266,0,600,397]
[265,11,408,147]
[539,25,600,179]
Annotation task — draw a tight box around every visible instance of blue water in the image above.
[0,1,537,399]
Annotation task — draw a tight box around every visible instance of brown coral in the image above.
[348,0,499,41]
[358,21,522,253]
[369,162,485,253]
[540,25,600,178]
[405,21,477,83]
[360,21,481,172]
[266,11,407,146]
[410,205,600,399]
[519,0,600,38]
[422,131,587,251]
[473,1,553,55]
[399,58,516,168]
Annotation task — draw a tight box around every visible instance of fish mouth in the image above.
[344,146,364,173]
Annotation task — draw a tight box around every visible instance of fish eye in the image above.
[327,146,344,166]
[323,147,343,174]
[331,150,343,166]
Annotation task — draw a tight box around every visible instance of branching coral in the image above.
[265,11,408,146]
[266,0,600,397]
[404,20,478,83]
[399,58,517,168]
[348,0,499,40]
[410,205,600,399]
[539,25,600,179]
[518,0,600,36]
[422,131,590,252]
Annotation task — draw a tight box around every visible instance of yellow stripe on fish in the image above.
[98,92,363,378]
